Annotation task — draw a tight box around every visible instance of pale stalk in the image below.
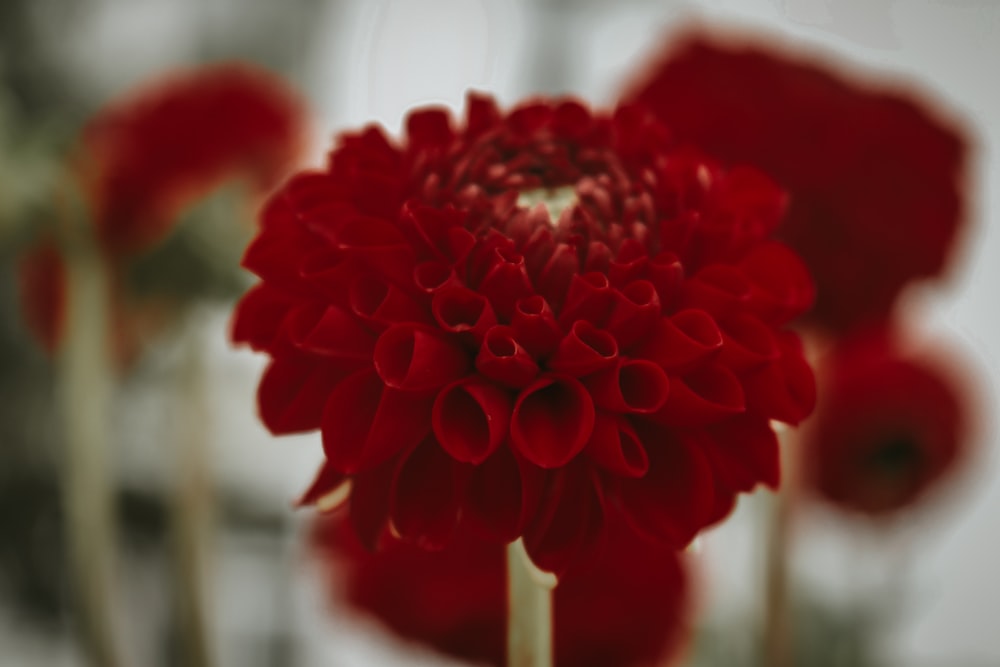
[59,234,123,667]
[170,311,215,667]
[763,426,796,667]
[506,539,555,667]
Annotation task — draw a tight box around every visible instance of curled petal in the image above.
[475,325,540,388]
[321,369,433,473]
[389,438,462,550]
[740,241,816,325]
[704,416,780,492]
[608,253,648,287]
[743,332,816,425]
[349,274,431,329]
[477,246,534,320]
[462,446,544,542]
[634,310,722,372]
[681,264,750,318]
[524,462,606,577]
[648,251,685,309]
[297,461,349,510]
[717,314,780,373]
[604,280,661,349]
[548,321,619,376]
[334,217,416,286]
[289,304,375,360]
[617,426,715,547]
[406,108,453,151]
[586,413,649,478]
[413,260,462,294]
[374,323,470,391]
[558,272,614,328]
[432,378,512,464]
[257,353,356,434]
[511,375,595,468]
[651,363,745,427]
[536,242,580,307]
[432,285,497,343]
[584,359,671,414]
[511,295,562,358]
[349,457,398,550]
[230,283,295,351]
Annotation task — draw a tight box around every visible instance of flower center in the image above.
[517,186,579,226]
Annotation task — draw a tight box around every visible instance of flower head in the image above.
[234,93,815,573]
[312,514,691,667]
[80,62,307,256]
[625,35,967,333]
[803,328,968,516]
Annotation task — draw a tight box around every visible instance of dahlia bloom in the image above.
[626,35,967,334]
[234,91,816,573]
[80,63,307,256]
[18,63,306,354]
[312,514,691,667]
[803,328,968,516]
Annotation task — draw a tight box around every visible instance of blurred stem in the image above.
[171,311,215,667]
[59,231,122,667]
[507,539,555,667]
[763,426,796,667]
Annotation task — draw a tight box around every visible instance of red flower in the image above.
[625,35,967,333]
[80,63,307,255]
[17,63,307,354]
[312,514,691,667]
[803,328,968,516]
[234,92,816,573]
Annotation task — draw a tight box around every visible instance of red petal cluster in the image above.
[80,63,307,255]
[803,329,968,516]
[235,93,816,573]
[311,514,690,667]
[625,35,967,333]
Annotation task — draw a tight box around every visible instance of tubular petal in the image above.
[477,246,534,320]
[349,274,430,329]
[257,354,354,434]
[559,272,615,328]
[586,413,650,477]
[511,375,596,468]
[389,438,461,550]
[230,283,295,352]
[374,323,470,391]
[680,264,751,318]
[584,359,671,414]
[321,370,433,473]
[414,260,462,294]
[617,428,715,547]
[511,295,562,358]
[475,326,540,388]
[548,320,619,376]
[634,310,722,372]
[717,313,780,373]
[740,241,816,325]
[431,285,498,342]
[462,447,544,542]
[432,378,512,464]
[651,364,745,427]
[648,252,685,309]
[604,280,661,349]
[290,304,376,359]
[523,462,606,577]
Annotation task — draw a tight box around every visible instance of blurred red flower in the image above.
[803,328,968,515]
[626,35,967,333]
[80,63,307,256]
[312,514,691,667]
[234,92,816,574]
[18,62,307,354]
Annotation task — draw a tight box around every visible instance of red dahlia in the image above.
[312,515,691,667]
[626,35,968,334]
[803,327,968,516]
[233,93,816,574]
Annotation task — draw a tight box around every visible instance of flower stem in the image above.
[59,235,123,667]
[171,311,215,667]
[506,539,555,667]
[763,427,796,667]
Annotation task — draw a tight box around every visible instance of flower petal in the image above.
[633,310,722,372]
[462,447,544,542]
[389,437,462,550]
[584,359,671,414]
[373,323,470,391]
[432,378,512,464]
[475,325,540,388]
[511,375,595,468]
[650,363,745,427]
[548,320,619,376]
[586,413,649,478]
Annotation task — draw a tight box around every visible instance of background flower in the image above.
[625,34,968,334]
[802,326,969,516]
[235,91,817,574]
[311,513,691,667]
